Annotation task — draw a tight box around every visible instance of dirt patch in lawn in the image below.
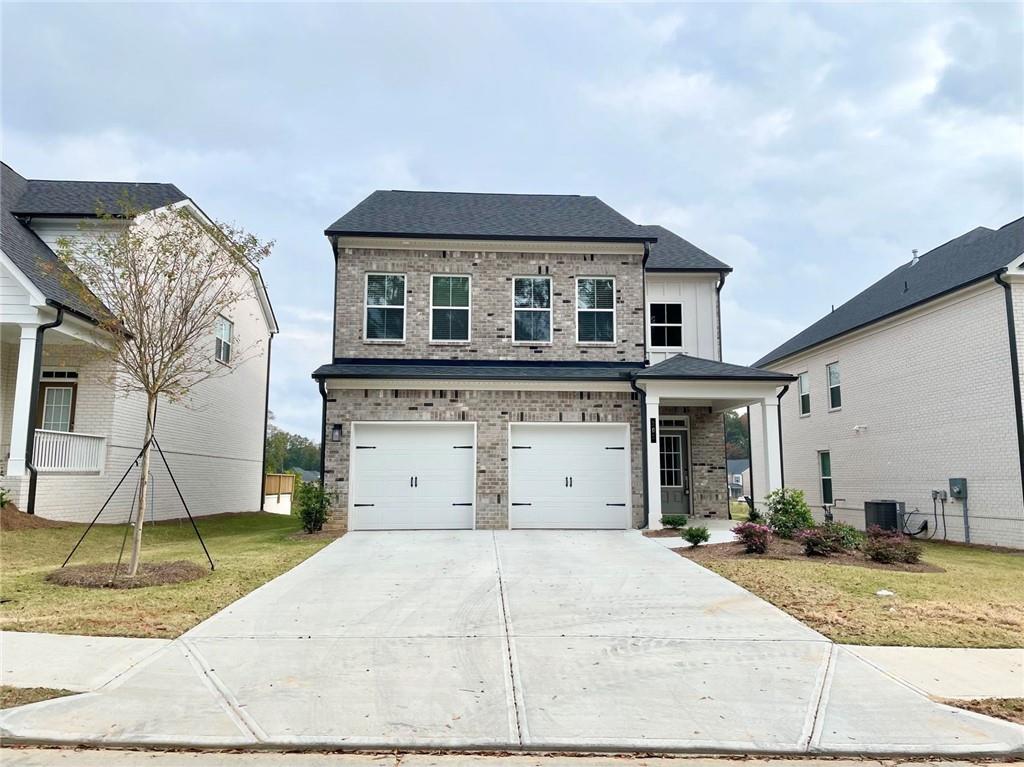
[1,505,67,531]
[675,538,944,573]
[0,685,76,709]
[46,561,209,589]
[946,697,1024,725]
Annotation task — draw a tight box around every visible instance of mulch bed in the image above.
[0,504,67,531]
[46,560,210,589]
[674,538,945,573]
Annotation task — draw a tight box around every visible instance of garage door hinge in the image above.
[511,445,532,449]
[353,503,375,507]
[355,445,376,449]
[511,502,532,506]
[606,503,626,506]
[605,446,625,450]
[452,502,473,506]
[452,445,473,449]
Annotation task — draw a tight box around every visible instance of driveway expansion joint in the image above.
[492,531,525,748]
[180,637,266,743]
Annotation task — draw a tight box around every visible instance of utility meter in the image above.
[949,478,968,500]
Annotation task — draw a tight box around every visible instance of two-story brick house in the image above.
[313,191,792,531]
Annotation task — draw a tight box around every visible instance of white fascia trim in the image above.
[337,236,646,256]
[323,377,634,393]
[636,379,784,402]
[0,249,48,307]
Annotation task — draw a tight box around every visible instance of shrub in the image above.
[747,507,763,523]
[682,526,710,547]
[863,526,922,564]
[0,487,9,508]
[295,482,332,534]
[732,522,772,554]
[765,488,814,539]
[661,514,688,529]
[796,522,865,557]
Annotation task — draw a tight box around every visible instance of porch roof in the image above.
[634,354,796,382]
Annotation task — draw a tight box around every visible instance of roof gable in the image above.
[755,217,1024,367]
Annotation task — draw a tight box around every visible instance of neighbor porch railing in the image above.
[32,430,106,473]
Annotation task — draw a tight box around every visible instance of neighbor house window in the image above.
[514,276,551,342]
[827,362,842,409]
[798,372,810,416]
[650,303,683,348]
[214,315,233,363]
[37,382,77,432]
[431,275,470,342]
[365,273,406,341]
[577,277,615,343]
[819,451,833,504]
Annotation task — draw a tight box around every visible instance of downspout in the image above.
[642,241,650,365]
[776,384,790,488]
[26,304,65,515]
[994,270,1024,498]
[715,270,727,360]
[629,376,649,529]
[259,334,274,511]
[318,378,328,489]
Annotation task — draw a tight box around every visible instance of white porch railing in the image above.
[32,430,106,473]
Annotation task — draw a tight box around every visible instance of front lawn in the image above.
[681,540,1024,647]
[0,512,332,638]
[0,686,75,709]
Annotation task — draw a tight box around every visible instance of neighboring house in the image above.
[0,162,278,522]
[750,217,1024,549]
[313,190,792,531]
[289,467,320,483]
[726,458,750,499]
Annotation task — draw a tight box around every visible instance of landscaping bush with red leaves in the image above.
[732,522,772,554]
[862,525,922,564]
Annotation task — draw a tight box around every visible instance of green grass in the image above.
[0,513,332,638]
[729,501,750,522]
[0,686,76,709]
[702,541,1024,647]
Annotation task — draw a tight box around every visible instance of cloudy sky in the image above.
[4,2,1021,439]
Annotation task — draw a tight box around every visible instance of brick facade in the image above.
[333,245,646,363]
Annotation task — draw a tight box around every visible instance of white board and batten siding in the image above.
[645,273,720,363]
[508,423,631,529]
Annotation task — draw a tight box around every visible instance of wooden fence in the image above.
[265,473,295,497]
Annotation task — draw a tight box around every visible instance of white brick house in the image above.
[0,162,278,522]
[750,218,1024,549]
[313,191,791,532]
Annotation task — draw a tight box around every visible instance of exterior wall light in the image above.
[331,424,343,442]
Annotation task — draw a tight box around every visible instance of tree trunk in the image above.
[128,395,157,577]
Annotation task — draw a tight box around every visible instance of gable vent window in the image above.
[214,315,233,364]
[798,371,810,416]
[577,277,615,343]
[827,362,842,410]
[649,303,683,348]
[365,273,406,341]
[431,275,470,342]
[514,276,551,342]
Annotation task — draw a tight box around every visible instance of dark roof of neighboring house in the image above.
[642,225,731,272]
[634,354,796,381]
[755,217,1024,367]
[325,190,655,242]
[313,358,644,382]
[1,162,190,322]
[727,458,750,475]
[10,177,187,217]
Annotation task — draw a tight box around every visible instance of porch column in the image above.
[7,324,38,476]
[645,395,663,529]
[761,397,783,495]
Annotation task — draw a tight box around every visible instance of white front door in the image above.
[508,423,630,529]
[349,422,476,530]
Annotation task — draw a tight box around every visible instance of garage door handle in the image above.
[569,476,573,488]
[565,477,568,487]
[414,476,418,487]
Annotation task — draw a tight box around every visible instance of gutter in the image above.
[26,304,65,515]
[629,377,650,529]
[776,384,790,488]
[994,269,1024,499]
[259,335,273,511]
[318,379,328,490]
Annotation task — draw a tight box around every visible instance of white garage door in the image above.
[349,422,476,530]
[508,423,631,529]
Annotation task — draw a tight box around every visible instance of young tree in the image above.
[55,202,272,576]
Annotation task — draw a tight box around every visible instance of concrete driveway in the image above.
[2,531,1021,755]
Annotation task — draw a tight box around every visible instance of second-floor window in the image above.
[514,276,551,343]
[577,277,615,343]
[649,303,683,348]
[431,275,470,342]
[214,315,233,363]
[365,273,406,341]
[827,362,842,410]
[798,372,810,415]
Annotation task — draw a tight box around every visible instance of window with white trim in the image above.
[798,372,810,416]
[576,278,615,343]
[649,303,683,348]
[38,383,76,432]
[214,315,233,364]
[819,451,833,504]
[827,362,842,410]
[365,273,406,341]
[431,275,470,342]
[513,276,551,342]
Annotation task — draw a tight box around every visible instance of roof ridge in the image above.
[384,189,592,198]
[25,177,180,188]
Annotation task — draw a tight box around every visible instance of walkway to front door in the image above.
[2,532,1020,755]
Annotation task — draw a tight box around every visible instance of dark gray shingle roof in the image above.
[325,190,654,242]
[755,217,1024,367]
[634,354,795,381]
[642,225,731,272]
[11,178,187,217]
[313,358,643,382]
